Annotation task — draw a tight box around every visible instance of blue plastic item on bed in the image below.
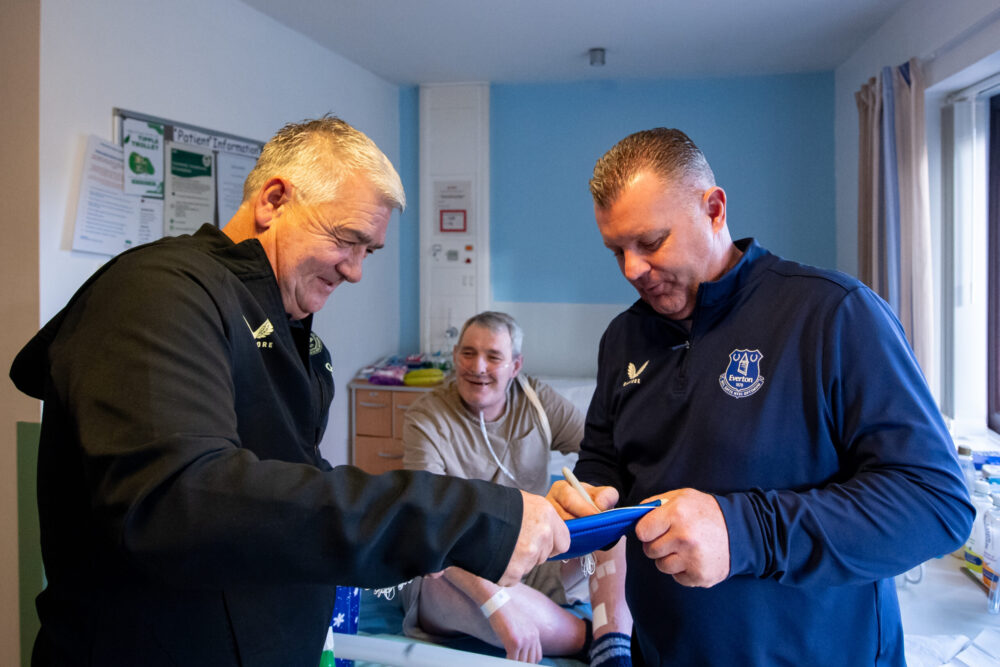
[549,500,662,561]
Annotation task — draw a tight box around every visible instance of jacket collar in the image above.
[697,238,771,308]
[627,238,776,334]
[193,224,274,282]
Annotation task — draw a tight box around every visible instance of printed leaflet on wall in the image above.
[122,118,165,198]
[71,135,144,256]
[164,141,215,236]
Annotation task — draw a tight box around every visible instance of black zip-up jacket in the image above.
[11,225,521,666]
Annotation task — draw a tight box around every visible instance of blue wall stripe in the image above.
[398,86,420,353]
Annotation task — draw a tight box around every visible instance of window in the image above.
[940,70,1000,443]
[988,93,1000,434]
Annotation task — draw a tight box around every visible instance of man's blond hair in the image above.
[590,127,714,209]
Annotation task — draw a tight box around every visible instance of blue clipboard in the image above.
[549,500,662,561]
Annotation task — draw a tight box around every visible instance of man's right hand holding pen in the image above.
[546,467,620,520]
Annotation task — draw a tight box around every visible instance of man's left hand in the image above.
[497,490,570,587]
[635,488,730,587]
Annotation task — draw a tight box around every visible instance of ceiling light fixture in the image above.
[589,48,606,67]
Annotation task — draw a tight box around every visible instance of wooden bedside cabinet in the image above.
[349,380,435,474]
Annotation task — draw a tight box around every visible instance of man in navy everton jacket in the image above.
[548,128,973,665]
[11,117,568,666]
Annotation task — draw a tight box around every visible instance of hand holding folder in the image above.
[549,500,662,560]
[549,467,661,560]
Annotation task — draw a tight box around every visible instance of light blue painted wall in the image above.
[398,86,420,353]
[490,74,835,303]
[397,73,835,345]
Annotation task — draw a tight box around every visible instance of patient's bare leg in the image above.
[585,538,633,666]
[588,538,632,638]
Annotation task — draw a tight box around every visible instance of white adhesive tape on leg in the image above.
[592,602,608,630]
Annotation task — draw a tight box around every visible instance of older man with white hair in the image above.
[11,118,567,667]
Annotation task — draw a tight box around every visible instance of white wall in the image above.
[40,0,402,464]
[492,301,629,379]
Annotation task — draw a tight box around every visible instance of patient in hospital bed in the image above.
[398,312,632,666]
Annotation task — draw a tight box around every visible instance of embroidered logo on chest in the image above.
[244,316,274,349]
[719,349,764,398]
[622,360,649,387]
[309,332,324,356]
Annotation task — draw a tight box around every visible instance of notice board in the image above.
[70,108,264,256]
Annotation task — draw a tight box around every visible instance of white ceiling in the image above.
[238,0,910,85]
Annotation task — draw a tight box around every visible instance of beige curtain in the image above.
[855,58,936,388]
[855,76,882,294]
[893,60,935,387]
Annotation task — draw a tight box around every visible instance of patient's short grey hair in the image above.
[243,115,405,210]
[590,127,715,209]
[459,311,524,358]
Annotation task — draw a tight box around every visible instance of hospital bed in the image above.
[335,376,598,666]
[336,586,590,666]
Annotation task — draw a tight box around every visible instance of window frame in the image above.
[988,93,1000,434]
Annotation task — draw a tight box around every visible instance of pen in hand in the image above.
[562,466,602,513]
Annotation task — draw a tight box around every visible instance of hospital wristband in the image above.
[480,588,511,617]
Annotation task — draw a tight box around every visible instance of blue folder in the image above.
[549,500,662,560]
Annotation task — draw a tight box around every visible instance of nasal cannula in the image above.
[479,410,517,483]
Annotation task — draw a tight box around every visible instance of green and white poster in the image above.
[165,141,215,236]
[122,118,164,197]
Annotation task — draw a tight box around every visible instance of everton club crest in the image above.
[719,349,765,398]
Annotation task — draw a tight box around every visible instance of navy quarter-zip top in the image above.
[576,238,973,666]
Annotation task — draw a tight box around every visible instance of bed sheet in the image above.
[352,589,588,666]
